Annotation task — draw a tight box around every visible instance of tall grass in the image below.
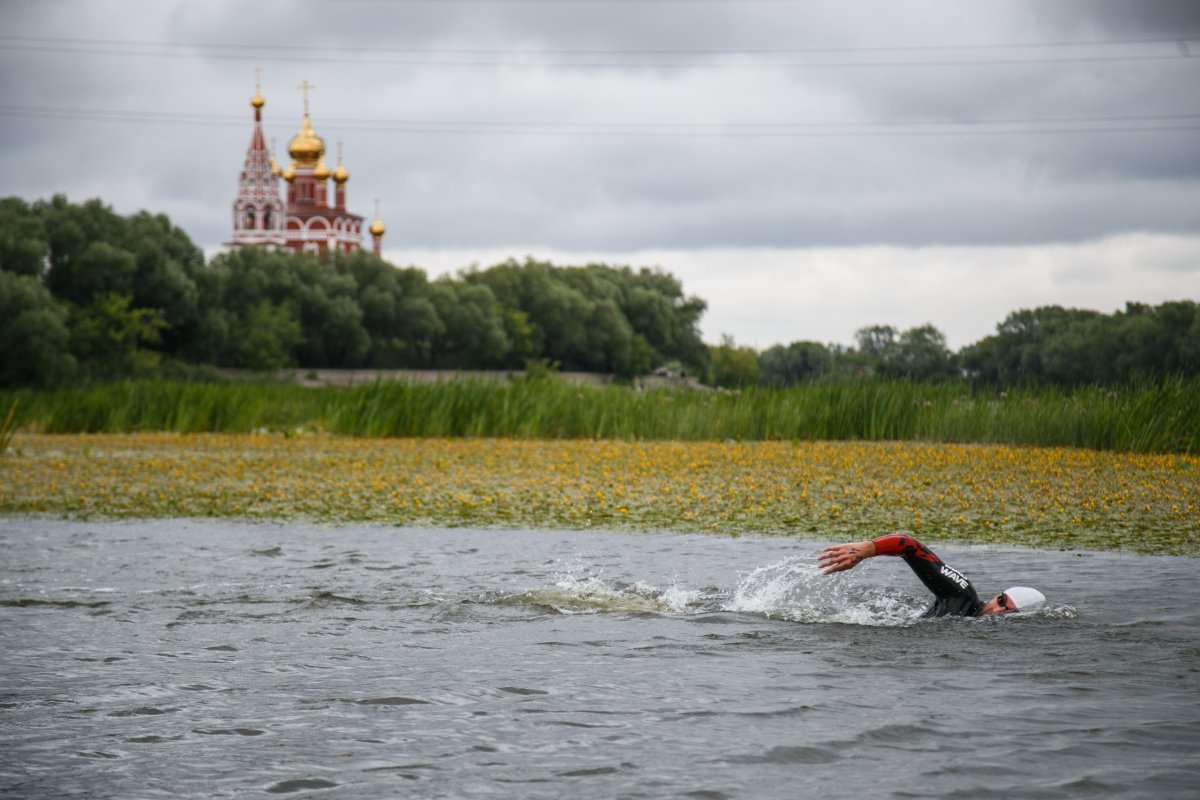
[2,376,1196,453]
[0,382,327,435]
[0,397,18,453]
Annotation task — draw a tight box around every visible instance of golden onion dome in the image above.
[251,70,266,110]
[287,112,324,168]
[332,156,349,184]
[282,161,296,182]
[369,215,386,237]
[312,155,330,180]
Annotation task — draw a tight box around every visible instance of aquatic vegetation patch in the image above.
[3,375,1197,453]
[2,434,1195,555]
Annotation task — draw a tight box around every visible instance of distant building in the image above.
[229,77,385,257]
[228,79,286,250]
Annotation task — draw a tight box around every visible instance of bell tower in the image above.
[228,71,286,250]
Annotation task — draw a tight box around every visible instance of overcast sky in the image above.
[2,0,1198,349]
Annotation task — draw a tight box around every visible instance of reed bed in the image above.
[2,377,1196,453]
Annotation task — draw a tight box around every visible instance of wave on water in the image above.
[496,556,924,626]
[501,572,709,616]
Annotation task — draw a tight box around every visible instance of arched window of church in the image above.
[246,209,256,230]
[263,209,272,229]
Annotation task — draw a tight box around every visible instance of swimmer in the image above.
[818,533,1045,618]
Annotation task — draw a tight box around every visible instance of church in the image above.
[228,78,385,257]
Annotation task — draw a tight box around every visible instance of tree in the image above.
[854,325,899,374]
[40,196,136,304]
[68,293,168,379]
[1180,306,1200,373]
[0,271,75,386]
[894,325,956,380]
[519,269,593,368]
[759,341,834,386]
[960,302,1200,385]
[499,307,535,369]
[229,300,302,371]
[0,197,49,277]
[204,248,371,368]
[465,257,708,376]
[9,195,207,368]
[848,323,957,380]
[428,281,511,369]
[49,240,138,306]
[584,297,638,377]
[1042,315,1115,384]
[708,335,760,387]
[123,210,204,355]
[1111,301,1200,380]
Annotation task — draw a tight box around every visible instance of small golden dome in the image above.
[283,162,296,182]
[287,113,324,168]
[251,69,266,109]
[332,156,349,184]
[313,155,330,180]
[270,155,281,178]
[369,215,386,237]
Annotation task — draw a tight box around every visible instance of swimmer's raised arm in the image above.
[818,540,878,575]
[819,533,933,575]
[820,533,1040,618]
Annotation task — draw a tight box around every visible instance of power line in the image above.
[3,103,1197,138]
[0,40,1195,69]
[3,33,1197,57]
[14,0,1130,4]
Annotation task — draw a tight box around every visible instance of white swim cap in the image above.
[1004,586,1046,612]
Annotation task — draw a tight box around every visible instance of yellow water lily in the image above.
[1,433,1195,554]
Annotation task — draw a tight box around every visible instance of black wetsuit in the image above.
[871,534,984,618]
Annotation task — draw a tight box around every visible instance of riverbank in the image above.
[2,433,1195,555]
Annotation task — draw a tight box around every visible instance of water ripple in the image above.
[2,519,1198,800]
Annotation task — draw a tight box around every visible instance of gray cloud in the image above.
[1,0,1196,346]
[1035,0,1200,36]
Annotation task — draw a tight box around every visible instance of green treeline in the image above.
[0,196,708,385]
[2,195,1198,391]
[732,309,1200,388]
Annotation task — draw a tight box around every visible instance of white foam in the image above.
[658,583,703,613]
[506,563,710,616]
[510,555,922,624]
[725,556,920,627]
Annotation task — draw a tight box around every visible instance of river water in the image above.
[1,518,1197,799]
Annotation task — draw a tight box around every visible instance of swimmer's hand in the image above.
[818,540,877,575]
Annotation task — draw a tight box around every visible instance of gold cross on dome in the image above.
[297,80,315,113]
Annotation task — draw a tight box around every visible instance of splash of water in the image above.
[501,556,922,625]
[726,556,920,626]
[492,558,695,615]
[507,573,703,615]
